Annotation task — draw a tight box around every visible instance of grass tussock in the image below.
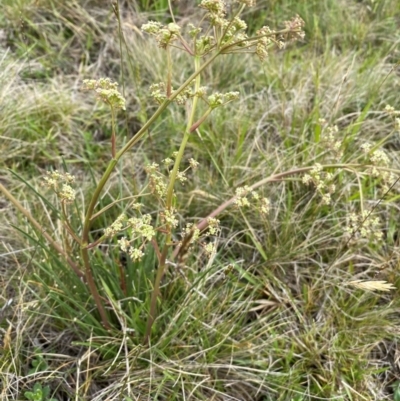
[1,0,400,400]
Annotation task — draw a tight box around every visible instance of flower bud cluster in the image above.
[234,186,271,216]
[161,208,179,228]
[384,105,400,116]
[127,214,156,241]
[207,217,220,235]
[141,22,181,49]
[141,1,304,60]
[195,35,216,55]
[104,213,126,238]
[345,210,383,243]
[42,170,76,204]
[163,156,200,185]
[255,15,304,61]
[385,105,400,132]
[202,217,221,256]
[149,83,167,104]
[208,92,240,109]
[361,143,395,192]
[321,124,343,158]
[146,155,201,204]
[82,78,126,110]
[302,164,335,205]
[181,223,201,247]
[203,242,217,257]
[188,24,202,38]
[116,213,156,262]
[255,26,280,61]
[180,218,220,258]
[199,0,226,26]
[220,17,249,47]
[145,163,168,198]
[284,15,306,41]
[174,170,188,184]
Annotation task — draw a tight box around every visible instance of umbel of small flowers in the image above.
[178,217,221,259]
[319,121,343,159]
[92,154,203,263]
[345,210,383,243]
[302,164,336,205]
[149,81,240,112]
[141,0,305,61]
[82,78,126,110]
[234,185,271,216]
[361,142,396,193]
[100,210,221,263]
[42,170,76,204]
[117,213,156,262]
[82,78,126,158]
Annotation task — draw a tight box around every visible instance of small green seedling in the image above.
[24,383,57,401]
[28,350,49,375]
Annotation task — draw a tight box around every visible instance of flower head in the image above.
[161,208,179,228]
[142,21,181,48]
[284,15,305,41]
[83,78,126,110]
[42,171,76,203]
[104,214,126,238]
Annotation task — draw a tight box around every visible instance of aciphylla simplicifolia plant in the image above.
[1,0,398,345]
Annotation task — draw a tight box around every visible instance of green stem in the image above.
[166,56,202,207]
[111,106,116,158]
[144,56,202,344]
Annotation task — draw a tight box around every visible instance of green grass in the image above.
[1,0,400,400]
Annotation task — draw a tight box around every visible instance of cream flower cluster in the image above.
[345,210,383,243]
[302,164,335,205]
[234,186,271,216]
[177,217,221,261]
[141,1,305,62]
[361,143,395,193]
[83,78,126,110]
[42,170,76,204]
[103,213,157,262]
[321,124,343,159]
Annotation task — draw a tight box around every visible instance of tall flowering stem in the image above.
[144,56,202,343]
[80,53,221,329]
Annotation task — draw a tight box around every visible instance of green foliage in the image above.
[24,383,57,401]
